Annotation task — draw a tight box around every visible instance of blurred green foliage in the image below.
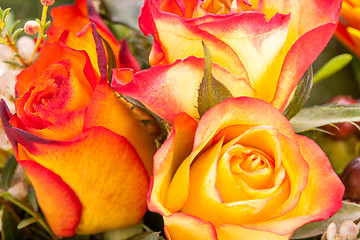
[309,38,360,106]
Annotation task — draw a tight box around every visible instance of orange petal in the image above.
[84,78,157,176]
[48,0,121,65]
[18,160,82,237]
[16,42,98,98]
[12,126,149,234]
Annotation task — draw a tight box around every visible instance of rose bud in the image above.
[40,0,55,6]
[341,157,360,202]
[24,20,41,35]
[323,95,357,139]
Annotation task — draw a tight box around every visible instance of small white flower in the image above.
[323,221,359,240]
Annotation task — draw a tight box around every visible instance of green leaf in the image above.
[100,35,116,84]
[2,8,11,22]
[11,28,22,41]
[1,155,18,191]
[3,59,23,68]
[17,217,39,229]
[28,187,38,212]
[283,66,313,120]
[198,42,234,117]
[291,201,360,239]
[313,54,353,84]
[1,206,22,240]
[10,19,19,35]
[290,104,360,133]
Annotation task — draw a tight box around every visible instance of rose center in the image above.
[201,0,257,15]
[227,145,275,190]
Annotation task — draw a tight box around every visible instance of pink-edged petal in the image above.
[112,57,255,123]
[271,24,338,110]
[18,160,82,237]
[194,97,296,151]
[140,2,247,78]
[164,213,218,240]
[216,224,291,240]
[197,12,290,103]
[259,0,341,38]
[84,78,157,176]
[148,113,197,215]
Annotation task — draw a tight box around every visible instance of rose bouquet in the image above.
[0,0,360,240]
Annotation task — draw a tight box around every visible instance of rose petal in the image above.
[16,42,98,98]
[237,135,344,235]
[194,97,296,151]
[48,0,121,65]
[164,212,218,240]
[216,224,291,240]
[18,160,82,237]
[139,3,247,77]
[112,57,255,122]
[84,78,157,175]
[14,126,149,234]
[196,12,290,103]
[148,113,197,215]
[271,23,339,110]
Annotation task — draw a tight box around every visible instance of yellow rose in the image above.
[148,97,344,240]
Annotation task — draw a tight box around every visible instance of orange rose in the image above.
[335,0,360,57]
[111,0,342,122]
[148,97,344,240]
[0,24,156,236]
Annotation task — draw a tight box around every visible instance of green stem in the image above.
[29,5,48,63]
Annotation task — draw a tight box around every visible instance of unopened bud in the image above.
[24,21,41,35]
[40,0,55,6]
[341,157,360,202]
